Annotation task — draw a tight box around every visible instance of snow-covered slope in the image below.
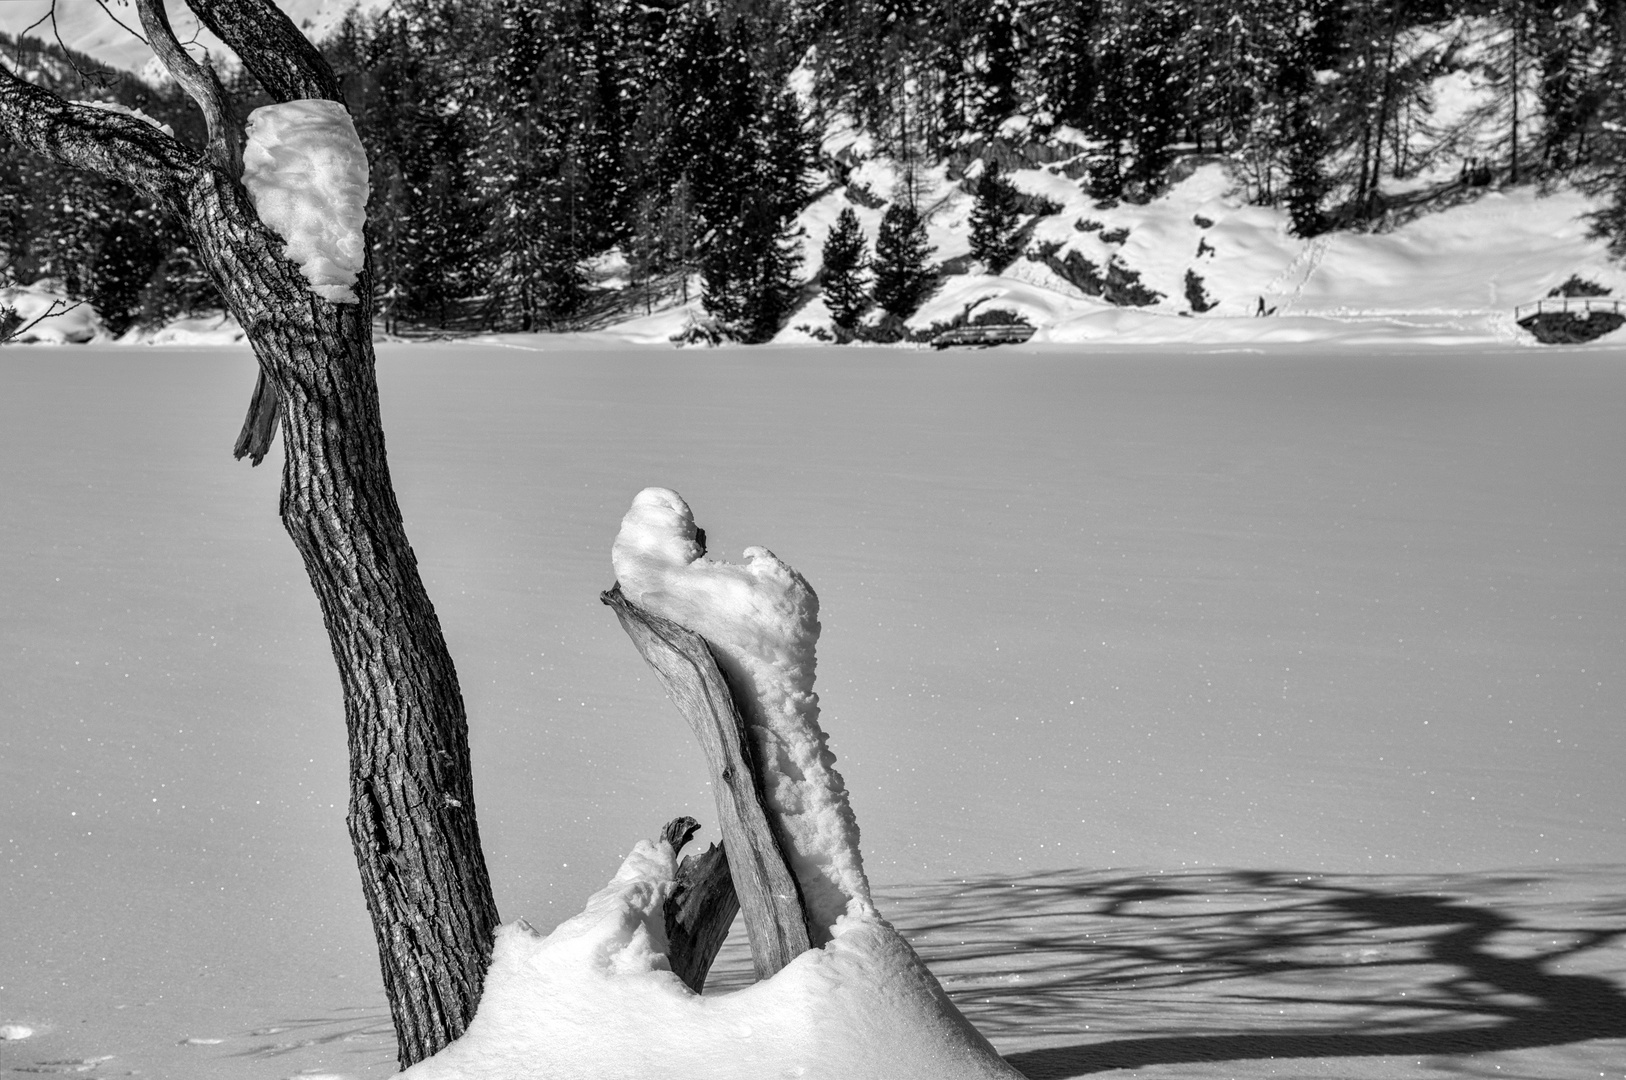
[0,0,390,77]
[782,161,1623,348]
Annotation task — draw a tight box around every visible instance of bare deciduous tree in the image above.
[0,1,498,1065]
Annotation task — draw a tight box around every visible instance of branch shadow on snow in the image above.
[875,867,1626,1078]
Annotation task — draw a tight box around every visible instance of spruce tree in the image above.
[820,206,869,331]
[737,192,805,344]
[968,158,1022,271]
[871,200,934,319]
[975,0,1020,133]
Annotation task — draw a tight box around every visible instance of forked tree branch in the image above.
[185,0,343,103]
[136,0,241,177]
[0,67,198,208]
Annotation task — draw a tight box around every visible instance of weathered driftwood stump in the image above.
[603,583,813,987]
[657,816,739,993]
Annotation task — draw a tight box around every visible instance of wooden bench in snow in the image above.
[931,323,1036,349]
[1515,297,1624,344]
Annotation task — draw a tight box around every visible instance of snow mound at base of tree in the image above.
[0,282,103,343]
[611,487,872,934]
[242,100,370,304]
[398,838,1019,1080]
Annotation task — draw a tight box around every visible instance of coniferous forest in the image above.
[2,0,1624,342]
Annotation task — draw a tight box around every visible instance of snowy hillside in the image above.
[775,165,1624,347]
[0,0,390,78]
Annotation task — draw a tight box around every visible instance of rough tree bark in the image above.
[658,815,740,994]
[0,1,497,1067]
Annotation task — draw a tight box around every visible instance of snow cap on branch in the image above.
[241,99,368,303]
[71,100,175,138]
[613,487,874,934]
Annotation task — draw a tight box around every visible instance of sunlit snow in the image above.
[241,100,370,303]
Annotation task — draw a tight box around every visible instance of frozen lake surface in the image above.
[3,341,1623,1078]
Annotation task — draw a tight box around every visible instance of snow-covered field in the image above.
[3,339,1624,1079]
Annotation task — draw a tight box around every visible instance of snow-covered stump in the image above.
[398,487,1022,1079]
[603,583,814,980]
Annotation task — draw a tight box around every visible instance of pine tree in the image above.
[1579,0,1626,256]
[736,192,805,344]
[968,158,1022,271]
[1021,0,1097,130]
[820,205,869,330]
[336,3,483,328]
[871,200,934,319]
[975,0,1020,133]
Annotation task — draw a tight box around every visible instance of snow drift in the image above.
[399,488,1016,1079]
[241,99,369,304]
[398,838,1018,1080]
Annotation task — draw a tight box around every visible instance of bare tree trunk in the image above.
[187,165,502,1067]
[0,3,500,1066]
[237,273,498,1065]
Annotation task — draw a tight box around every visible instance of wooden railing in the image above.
[931,323,1037,348]
[1514,297,1623,322]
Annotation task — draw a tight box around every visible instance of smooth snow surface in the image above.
[242,100,369,303]
[401,839,1014,1080]
[3,343,1624,1080]
[612,487,873,932]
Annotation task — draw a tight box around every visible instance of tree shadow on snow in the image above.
[875,867,1626,1078]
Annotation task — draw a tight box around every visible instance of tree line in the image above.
[3,0,1623,342]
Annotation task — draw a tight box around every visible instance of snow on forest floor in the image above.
[3,340,1624,1079]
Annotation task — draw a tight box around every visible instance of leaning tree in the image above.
[0,0,497,1065]
[0,2,822,1069]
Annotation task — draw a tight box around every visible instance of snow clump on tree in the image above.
[241,100,369,303]
[70,100,174,137]
[612,486,872,937]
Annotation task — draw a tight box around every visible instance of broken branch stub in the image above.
[602,584,813,981]
[656,815,738,993]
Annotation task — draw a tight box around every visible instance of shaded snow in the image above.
[0,281,103,342]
